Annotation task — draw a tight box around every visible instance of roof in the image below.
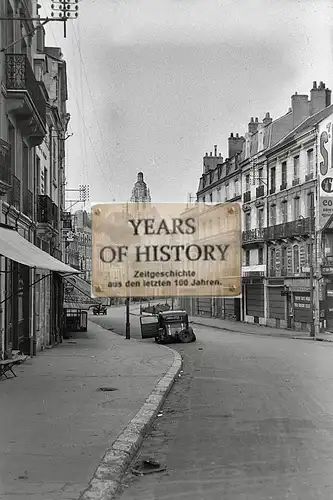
[270,103,333,152]
[159,310,187,316]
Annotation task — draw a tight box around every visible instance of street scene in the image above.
[2,1,333,499]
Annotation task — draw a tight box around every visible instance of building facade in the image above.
[183,81,333,334]
[0,0,76,357]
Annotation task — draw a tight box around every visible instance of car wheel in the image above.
[179,329,194,343]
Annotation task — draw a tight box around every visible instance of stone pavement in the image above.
[0,321,176,500]
[189,315,333,342]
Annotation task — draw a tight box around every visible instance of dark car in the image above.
[140,309,196,344]
[92,304,107,315]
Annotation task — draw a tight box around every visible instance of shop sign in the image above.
[318,114,333,229]
[293,292,311,310]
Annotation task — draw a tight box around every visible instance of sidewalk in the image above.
[189,315,333,343]
[0,322,179,500]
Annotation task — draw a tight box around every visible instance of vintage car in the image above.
[92,303,107,315]
[140,310,196,344]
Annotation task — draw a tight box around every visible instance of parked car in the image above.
[92,304,107,315]
[140,310,196,344]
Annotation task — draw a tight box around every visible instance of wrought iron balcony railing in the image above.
[37,195,53,224]
[6,54,46,125]
[9,175,21,211]
[264,217,312,240]
[242,228,267,244]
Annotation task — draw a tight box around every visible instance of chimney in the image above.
[291,92,309,127]
[310,80,331,115]
[228,133,245,158]
[263,112,272,126]
[214,145,217,156]
[248,117,259,134]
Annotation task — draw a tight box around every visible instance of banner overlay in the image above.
[91,202,241,297]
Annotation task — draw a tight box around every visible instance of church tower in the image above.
[130,172,151,203]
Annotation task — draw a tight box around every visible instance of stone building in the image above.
[0,0,78,357]
[183,81,333,335]
[130,172,151,203]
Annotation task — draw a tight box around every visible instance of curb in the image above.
[78,344,182,500]
[191,320,333,343]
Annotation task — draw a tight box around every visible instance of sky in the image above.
[39,0,333,208]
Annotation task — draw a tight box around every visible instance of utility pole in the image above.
[125,202,131,339]
[125,297,130,339]
[309,192,315,338]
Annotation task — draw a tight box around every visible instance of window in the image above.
[307,149,314,174]
[281,201,288,222]
[258,247,264,265]
[257,208,264,229]
[258,168,263,185]
[281,161,287,185]
[306,243,312,265]
[270,248,276,274]
[245,250,250,266]
[270,204,276,225]
[217,188,221,203]
[293,156,299,180]
[4,1,14,50]
[245,212,251,230]
[225,183,229,200]
[44,167,48,195]
[209,192,213,203]
[281,247,287,275]
[234,178,239,196]
[245,174,250,192]
[293,245,300,273]
[202,196,206,203]
[270,166,276,192]
[8,121,15,176]
[307,192,314,218]
[293,197,300,220]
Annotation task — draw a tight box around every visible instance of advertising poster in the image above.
[91,202,241,298]
[318,114,333,229]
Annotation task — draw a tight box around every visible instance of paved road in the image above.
[115,325,333,500]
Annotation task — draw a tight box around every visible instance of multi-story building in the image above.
[0,0,78,357]
[189,141,243,320]
[183,81,333,335]
[241,81,332,333]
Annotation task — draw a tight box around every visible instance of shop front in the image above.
[243,274,265,324]
[0,224,80,357]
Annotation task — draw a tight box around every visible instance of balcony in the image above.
[5,54,47,147]
[264,217,312,241]
[305,172,314,181]
[256,185,265,198]
[242,228,267,245]
[0,139,11,195]
[292,178,299,187]
[243,191,251,203]
[37,195,58,239]
[8,175,21,211]
[280,182,287,191]
[23,189,33,219]
[269,186,276,195]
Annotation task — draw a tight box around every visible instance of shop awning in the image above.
[0,225,80,274]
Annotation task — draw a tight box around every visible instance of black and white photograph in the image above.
[1,1,333,499]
